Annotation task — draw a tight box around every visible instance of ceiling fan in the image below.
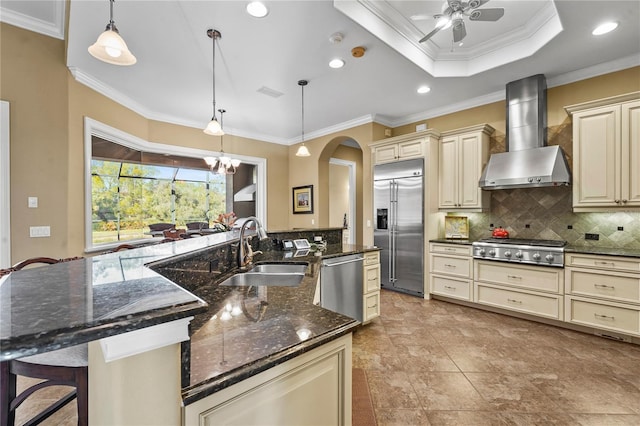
[418,0,504,44]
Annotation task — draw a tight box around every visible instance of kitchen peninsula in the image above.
[1,229,371,425]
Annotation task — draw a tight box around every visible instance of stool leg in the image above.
[75,367,88,426]
[0,361,17,426]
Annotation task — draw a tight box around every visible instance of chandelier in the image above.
[204,109,241,175]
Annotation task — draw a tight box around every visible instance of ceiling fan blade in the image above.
[419,26,443,43]
[469,8,504,21]
[452,20,466,43]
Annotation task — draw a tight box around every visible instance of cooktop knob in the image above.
[489,249,496,257]
[504,250,512,257]
[532,252,541,261]
[478,248,486,256]
[545,254,555,262]
[515,251,523,259]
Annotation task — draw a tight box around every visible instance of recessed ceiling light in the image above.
[329,58,345,69]
[417,86,431,94]
[592,21,618,35]
[246,2,268,18]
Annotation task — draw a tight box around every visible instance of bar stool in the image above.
[0,256,88,426]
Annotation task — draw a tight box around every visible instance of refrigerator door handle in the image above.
[388,181,394,283]
[391,181,398,283]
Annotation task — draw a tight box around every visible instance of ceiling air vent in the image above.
[257,86,284,98]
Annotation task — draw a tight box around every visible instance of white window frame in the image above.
[83,117,267,252]
[0,101,10,267]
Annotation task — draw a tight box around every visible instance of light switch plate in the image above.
[28,197,38,208]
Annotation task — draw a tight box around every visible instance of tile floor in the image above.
[352,290,640,425]
[14,289,640,425]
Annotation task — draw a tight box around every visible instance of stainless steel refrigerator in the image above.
[373,158,424,297]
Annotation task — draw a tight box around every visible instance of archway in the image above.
[318,136,364,245]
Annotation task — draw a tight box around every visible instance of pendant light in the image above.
[88,0,137,66]
[203,29,224,136]
[204,109,241,175]
[295,80,311,157]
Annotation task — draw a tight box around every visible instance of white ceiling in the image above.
[2,1,639,145]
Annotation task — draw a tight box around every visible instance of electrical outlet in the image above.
[29,226,50,238]
[585,233,599,241]
[618,226,624,231]
[525,224,530,229]
[567,225,573,229]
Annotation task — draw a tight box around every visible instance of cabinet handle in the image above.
[615,199,620,204]
[595,261,614,266]
[444,248,456,252]
[444,264,457,268]
[594,284,615,289]
[622,199,628,204]
[507,275,522,280]
[368,278,378,281]
[594,313,615,320]
[444,285,457,290]
[507,298,522,304]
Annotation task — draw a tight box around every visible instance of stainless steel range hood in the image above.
[479,74,571,190]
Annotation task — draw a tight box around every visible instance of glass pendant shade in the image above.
[296,144,311,157]
[88,0,136,66]
[203,118,224,136]
[88,29,136,65]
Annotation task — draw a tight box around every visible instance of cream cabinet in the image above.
[566,93,640,211]
[565,253,640,337]
[362,251,381,322]
[370,129,440,165]
[438,124,493,211]
[429,242,473,301]
[473,260,564,320]
[183,334,352,426]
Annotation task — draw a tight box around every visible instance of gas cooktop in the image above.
[472,238,567,267]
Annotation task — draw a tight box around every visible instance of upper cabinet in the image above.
[438,124,494,211]
[371,130,439,165]
[566,93,640,211]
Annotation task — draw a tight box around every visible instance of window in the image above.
[84,118,266,252]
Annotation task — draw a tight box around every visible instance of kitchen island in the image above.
[1,231,370,425]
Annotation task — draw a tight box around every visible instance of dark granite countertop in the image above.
[429,239,473,245]
[0,229,376,405]
[152,242,377,405]
[0,234,247,361]
[565,245,640,258]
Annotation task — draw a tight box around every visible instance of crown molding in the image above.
[0,1,65,40]
[71,55,639,147]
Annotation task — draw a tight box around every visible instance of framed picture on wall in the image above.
[292,185,313,214]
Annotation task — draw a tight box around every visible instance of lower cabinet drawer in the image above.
[475,260,563,293]
[431,254,471,278]
[565,296,640,336]
[474,283,563,320]
[566,268,640,304]
[430,275,471,301]
[363,292,380,323]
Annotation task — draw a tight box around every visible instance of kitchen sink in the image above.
[219,262,308,287]
[250,262,308,275]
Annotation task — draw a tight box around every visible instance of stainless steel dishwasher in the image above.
[320,254,364,322]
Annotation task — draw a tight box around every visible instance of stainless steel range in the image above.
[472,238,567,267]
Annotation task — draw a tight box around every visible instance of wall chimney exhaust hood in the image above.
[479,74,571,190]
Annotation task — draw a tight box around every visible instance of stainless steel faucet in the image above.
[237,216,268,268]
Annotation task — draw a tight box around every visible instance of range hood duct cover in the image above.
[479,74,571,190]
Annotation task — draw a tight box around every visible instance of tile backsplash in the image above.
[447,121,640,249]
